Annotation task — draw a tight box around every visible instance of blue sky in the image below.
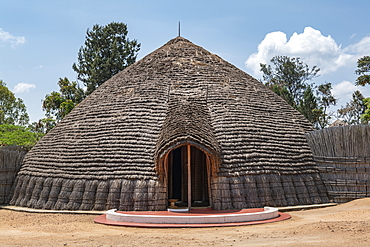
[1,0,370,122]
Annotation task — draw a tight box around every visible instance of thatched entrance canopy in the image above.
[10,37,328,211]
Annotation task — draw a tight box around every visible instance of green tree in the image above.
[0,124,44,148]
[298,85,319,125]
[315,82,337,128]
[260,55,320,108]
[353,56,370,123]
[270,84,295,107]
[29,117,57,134]
[43,77,85,121]
[0,80,29,126]
[355,56,370,86]
[42,22,140,128]
[261,56,337,129]
[337,90,367,125]
[297,83,337,129]
[361,98,370,123]
[72,22,140,95]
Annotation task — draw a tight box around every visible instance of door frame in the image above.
[161,143,215,209]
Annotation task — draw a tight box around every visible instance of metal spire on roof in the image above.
[178,21,181,37]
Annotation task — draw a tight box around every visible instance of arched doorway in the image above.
[167,144,210,208]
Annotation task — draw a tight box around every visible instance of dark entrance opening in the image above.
[171,147,182,200]
[167,145,210,207]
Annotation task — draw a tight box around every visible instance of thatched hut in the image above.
[10,37,329,211]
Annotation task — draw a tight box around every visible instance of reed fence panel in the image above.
[0,146,27,205]
[306,125,370,203]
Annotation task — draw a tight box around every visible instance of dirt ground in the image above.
[1,199,370,247]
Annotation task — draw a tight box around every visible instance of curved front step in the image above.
[94,207,290,227]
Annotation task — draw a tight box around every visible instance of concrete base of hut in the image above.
[94,207,290,228]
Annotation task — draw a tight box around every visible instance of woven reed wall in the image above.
[210,173,328,210]
[10,175,166,211]
[305,125,370,203]
[0,146,27,205]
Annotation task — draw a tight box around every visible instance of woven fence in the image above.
[305,125,370,203]
[0,146,28,205]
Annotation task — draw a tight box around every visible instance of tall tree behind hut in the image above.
[42,77,84,123]
[260,56,320,108]
[72,22,141,95]
[355,55,370,86]
[40,22,140,132]
[354,55,370,123]
[260,56,337,129]
[315,82,337,128]
[0,80,29,126]
[337,90,367,125]
[363,98,370,123]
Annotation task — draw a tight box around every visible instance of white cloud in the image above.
[245,27,370,114]
[0,28,26,47]
[344,36,370,55]
[13,83,36,93]
[332,80,370,108]
[245,27,370,77]
[332,80,359,101]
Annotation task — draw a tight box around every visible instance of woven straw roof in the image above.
[10,37,328,210]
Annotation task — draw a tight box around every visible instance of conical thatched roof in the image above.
[10,37,328,211]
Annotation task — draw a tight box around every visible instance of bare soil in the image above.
[1,198,370,246]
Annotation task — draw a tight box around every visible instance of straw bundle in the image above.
[44,177,63,209]
[79,180,98,211]
[35,177,53,209]
[66,179,86,210]
[240,177,255,208]
[93,180,109,211]
[54,179,74,210]
[105,179,121,209]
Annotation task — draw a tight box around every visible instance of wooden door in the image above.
[167,145,209,207]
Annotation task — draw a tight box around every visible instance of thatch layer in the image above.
[306,125,370,203]
[10,37,328,210]
[155,96,221,164]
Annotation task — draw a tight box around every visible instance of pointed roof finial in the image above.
[178,21,181,37]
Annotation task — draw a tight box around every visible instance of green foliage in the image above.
[296,83,337,129]
[361,98,370,123]
[0,124,44,148]
[338,91,367,125]
[270,84,295,107]
[260,56,320,108]
[315,82,337,129]
[0,80,29,126]
[298,85,319,125]
[42,22,140,129]
[43,77,85,122]
[355,56,370,86]
[339,57,370,124]
[29,117,57,134]
[260,56,336,129]
[72,22,140,95]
